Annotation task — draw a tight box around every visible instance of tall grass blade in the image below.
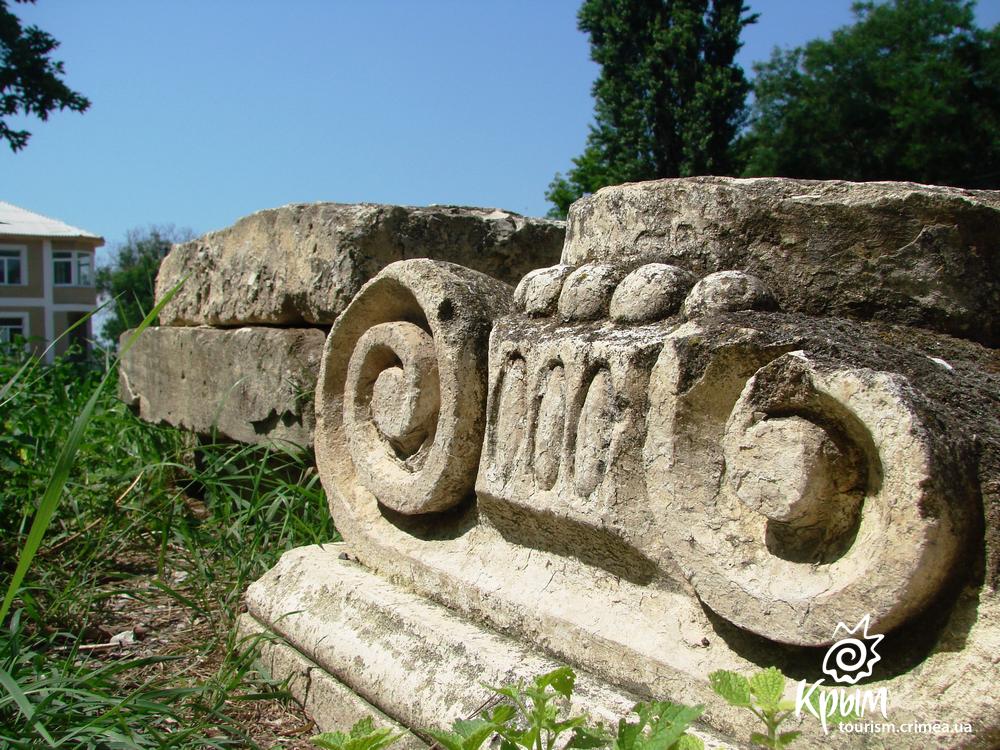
[0,662,56,746]
[0,279,185,624]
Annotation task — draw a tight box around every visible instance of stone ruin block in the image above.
[119,326,324,446]
[240,178,1000,749]
[120,203,563,444]
[563,177,1000,346]
[157,202,566,326]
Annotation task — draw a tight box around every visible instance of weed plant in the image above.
[0,339,336,747]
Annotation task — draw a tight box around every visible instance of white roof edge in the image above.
[0,201,103,243]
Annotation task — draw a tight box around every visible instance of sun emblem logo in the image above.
[821,614,884,685]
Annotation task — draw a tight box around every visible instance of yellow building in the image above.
[0,202,104,361]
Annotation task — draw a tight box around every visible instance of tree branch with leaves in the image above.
[0,0,89,151]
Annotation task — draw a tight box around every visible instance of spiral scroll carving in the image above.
[345,321,442,498]
[646,348,967,646]
[315,259,512,516]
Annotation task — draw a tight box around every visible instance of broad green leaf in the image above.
[346,727,403,750]
[350,717,375,738]
[452,719,498,750]
[312,731,350,750]
[614,701,703,750]
[749,732,776,749]
[486,704,516,725]
[644,703,704,750]
[708,671,752,707]
[552,716,587,734]
[614,716,644,750]
[424,729,466,750]
[536,666,576,699]
[749,668,785,712]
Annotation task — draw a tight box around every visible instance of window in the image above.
[0,314,28,343]
[53,250,93,287]
[0,248,25,285]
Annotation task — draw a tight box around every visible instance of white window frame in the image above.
[0,245,27,286]
[53,249,94,287]
[0,311,30,343]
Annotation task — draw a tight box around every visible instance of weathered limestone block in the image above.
[157,203,564,326]
[244,179,1000,749]
[563,177,1000,345]
[237,611,427,750]
[307,259,998,746]
[120,326,324,445]
[241,544,732,749]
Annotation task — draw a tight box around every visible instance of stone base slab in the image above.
[120,326,325,446]
[237,614,427,748]
[242,544,736,750]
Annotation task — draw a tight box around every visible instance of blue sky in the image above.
[3,0,999,262]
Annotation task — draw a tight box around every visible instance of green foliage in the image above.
[546,0,757,217]
[312,716,405,750]
[0,315,335,743]
[739,0,1000,187]
[0,609,247,748]
[95,226,194,346]
[611,701,704,750]
[0,0,90,151]
[709,668,800,749]
[478,666,610,750]
[0,286,179,623]
[321,667,704,750]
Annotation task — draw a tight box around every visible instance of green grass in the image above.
[0,341,337,747]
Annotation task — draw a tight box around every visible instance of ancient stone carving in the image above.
[316,259,511,515]
[648,349,965,646]
[305,178,999,748]
[562,177,1000,345]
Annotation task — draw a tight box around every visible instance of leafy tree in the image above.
[739,0,1000,187]
[1,0,89,151]
[546,0,757,217]
[95,226,193,345]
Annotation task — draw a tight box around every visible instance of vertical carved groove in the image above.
[492,355,527,476]
[574,368,614,496]
[533,363,566,490]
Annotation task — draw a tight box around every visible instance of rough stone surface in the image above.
[243,544,733,750]
[513,265,574,317]
[120,326,324,446]
[681,270,776,317]
[556,264,622,321]
[314,251,999,747]
[648,347,964,645]
[235,178,1000,748]
[157,203,563,326]
[237,615,427,748]
[609,263,694,323]
[563,177,1000,345]
[319,259,511,515]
